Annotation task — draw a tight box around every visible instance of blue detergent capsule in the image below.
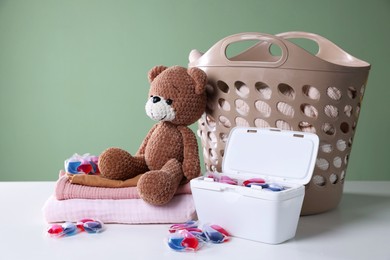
[265,183,284,192]
[204,226,225,243]
[66,161,82,174]
[83,221,103,233]
[62,222,77,236]
[168,235,186,251]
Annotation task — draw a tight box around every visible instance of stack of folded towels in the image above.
[43,156,196,224]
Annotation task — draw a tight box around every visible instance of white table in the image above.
[0,181,389,260]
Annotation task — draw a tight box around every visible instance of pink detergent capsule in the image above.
[77,162,93,175]
[206,172,215,179]
[243,178,266,187]
[47,224,64,236]
[219,175,238,185]
[169,221,198,233]
[181,230,199,250]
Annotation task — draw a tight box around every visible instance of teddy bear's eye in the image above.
[166,99,173,105]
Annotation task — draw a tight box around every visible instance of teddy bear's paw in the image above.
[99,147,147,180]
[137,169,182,205]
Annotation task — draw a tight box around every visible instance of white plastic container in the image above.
[190,127,319,244]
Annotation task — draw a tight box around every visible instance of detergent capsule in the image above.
[76,218,95,231]
[242,178,266,186]
[266,183,285,192]
[47,224,64,237]
[83,220,103,233]
[83,220,104,233]
[219,175,238,185]
[65,153,100,174]
[246,183,269,188]
[203,225,230,243]
[169,220,198,233]
[210,225,230,238]
[167,230,200,252]
[62,222,77,236]
[168,233,187,251]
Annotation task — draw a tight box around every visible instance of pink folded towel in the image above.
[43,194,196,224]
[55,176,192,200]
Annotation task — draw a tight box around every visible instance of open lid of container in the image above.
[222,127,319,185]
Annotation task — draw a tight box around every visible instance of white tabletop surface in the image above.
[0,181,389,260]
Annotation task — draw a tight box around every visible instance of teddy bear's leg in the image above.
[137,158,183,205]
[99,147,149,180]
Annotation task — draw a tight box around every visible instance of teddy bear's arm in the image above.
[178,125,201,181]
[135,124,158,156]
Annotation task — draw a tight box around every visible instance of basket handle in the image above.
[189,31,369,69]
[276,31,357,65]
[218,33,289,68]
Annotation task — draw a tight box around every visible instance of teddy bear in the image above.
[97,65,207,205]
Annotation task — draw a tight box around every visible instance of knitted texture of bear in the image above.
[97,66,207,205]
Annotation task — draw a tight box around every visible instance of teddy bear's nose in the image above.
[152,96,161,103]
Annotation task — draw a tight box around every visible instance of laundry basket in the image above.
[189,32,370,215]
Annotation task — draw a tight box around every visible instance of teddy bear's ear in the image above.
[148,66,168,83]
[188,67,207,95]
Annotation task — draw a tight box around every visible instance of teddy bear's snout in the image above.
[145,96,176,122]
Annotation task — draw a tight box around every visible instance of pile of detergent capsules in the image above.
[64,153,100,175]
[206,174,286,192]
[167,221,230,252]
[47,219,104,238]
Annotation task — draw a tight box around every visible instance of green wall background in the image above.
[0,0,389,181]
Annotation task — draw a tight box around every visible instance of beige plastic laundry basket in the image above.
[189,32,370,215]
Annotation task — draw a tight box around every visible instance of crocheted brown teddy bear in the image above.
[98,65,207,205]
